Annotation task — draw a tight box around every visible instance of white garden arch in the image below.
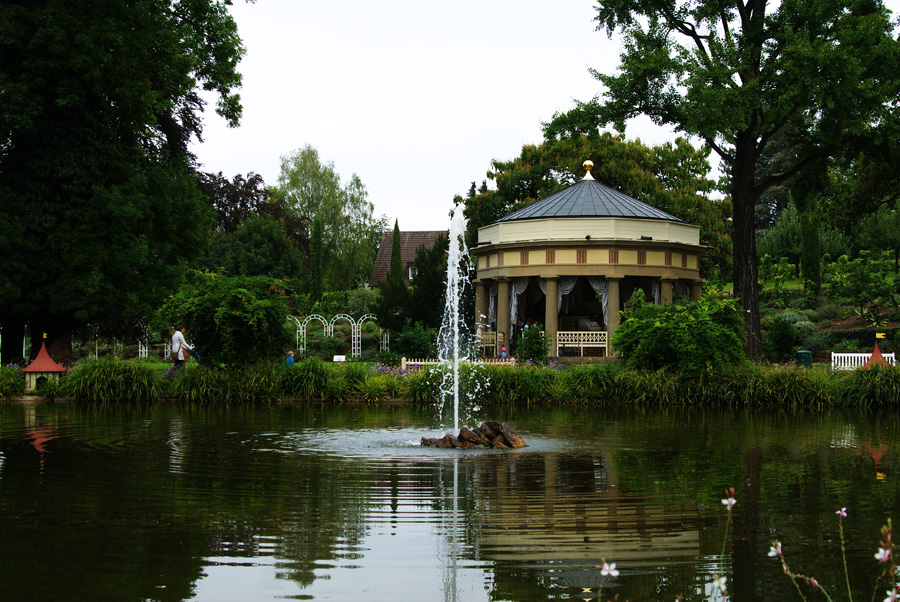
[293,313,387,358]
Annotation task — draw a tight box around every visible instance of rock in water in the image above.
[420,422,528,449]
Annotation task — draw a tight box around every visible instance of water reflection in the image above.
[0,402,896,601]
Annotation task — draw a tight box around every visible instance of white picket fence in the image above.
[400,357,516,371]
[831,352,896,370]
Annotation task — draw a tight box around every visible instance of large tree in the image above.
[544,0,900,356]
[0,0,245,363]
[274,145,386,293]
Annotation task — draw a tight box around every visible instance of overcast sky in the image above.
[189,1,693,230]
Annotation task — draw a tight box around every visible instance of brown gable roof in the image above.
[369,230,447,287]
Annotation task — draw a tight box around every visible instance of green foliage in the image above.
[408,233,449,329]
[154,272,292,367]
[65,359,161,403]
[209,215,303,279]
[169,363,282,404]
[275,145,385,292]
[612,288,746,375]
[280,356,329,400]
[374,220,410,333]
[308,216,324,303]
[515,325,550,364]
[765,316,797,363]
[393,322,436,359]
[0,366,24,400]
[827,252,896,315]
[0,0,245,356]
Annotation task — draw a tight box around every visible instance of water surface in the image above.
[0,401,896,601]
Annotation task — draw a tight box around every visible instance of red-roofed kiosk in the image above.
[22,339,67,392]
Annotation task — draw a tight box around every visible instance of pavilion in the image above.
[471,161,705,357]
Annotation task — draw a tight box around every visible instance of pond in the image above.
[0,401,896,602]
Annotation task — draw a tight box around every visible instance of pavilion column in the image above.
[606,276,622,355]
[660,277,675,304]
[496,278,511,351]
[690,280,703,301]
[544,277,558,356]
[474,280,489,330]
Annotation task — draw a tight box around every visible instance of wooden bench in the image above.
[831,352,896,370]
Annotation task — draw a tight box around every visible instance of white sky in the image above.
[189,0,683,230]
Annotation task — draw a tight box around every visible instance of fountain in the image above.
[420,206,527,450]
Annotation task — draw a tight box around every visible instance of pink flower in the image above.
[836,508,847,518]
[875,547,892,563]
[883,589,900,602]
[721,496,737,512]
[767,541,783,558]
[600,561,619,578]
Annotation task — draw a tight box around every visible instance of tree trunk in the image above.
[732,136,763,358]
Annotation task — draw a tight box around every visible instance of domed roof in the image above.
[496,162,684,224]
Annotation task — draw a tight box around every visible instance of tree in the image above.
[153,272,292,367]
[197,172,271,234]
[373,221,409,333]
[458,132,730,277]
[0,0,245,363]
[275,145,386,292]
[408,233,449,329]
[545,0,900,356]
[212,215,303,280]
[308,216,324,304]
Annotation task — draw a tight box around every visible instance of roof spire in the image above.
[582,160,595,181]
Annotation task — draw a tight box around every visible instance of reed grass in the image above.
[0,366,25,400]
[46,357,900,407]
[66,359,162,403]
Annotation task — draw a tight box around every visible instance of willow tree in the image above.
[544,0,900,356]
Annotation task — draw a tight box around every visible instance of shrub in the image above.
[515,325,550,364]
[153,272,293,367]
[375,351,401,366]
[169,363,281,404]
[393,322,436,359]
[66,359,162,403]
[612,288,745,375]
[765,316,796,363]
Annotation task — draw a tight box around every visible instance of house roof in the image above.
[496,168,684,224]
[368,230,447,287]
[22,341,66,373]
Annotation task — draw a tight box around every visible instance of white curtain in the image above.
[488,280,498,325]
[510,277,530,329]
[558,276,578,312]
[588,276,608,325]
[652,280,661,305]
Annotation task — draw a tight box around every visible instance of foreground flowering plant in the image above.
[767,511,897,602]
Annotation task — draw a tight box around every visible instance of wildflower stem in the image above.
[838,515,852,602]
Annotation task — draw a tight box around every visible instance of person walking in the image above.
[171,326,193,371]
[286,351,295,366]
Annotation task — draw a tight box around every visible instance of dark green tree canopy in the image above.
[0,0,245,362]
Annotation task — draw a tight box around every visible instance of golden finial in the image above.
[582,160,595,180]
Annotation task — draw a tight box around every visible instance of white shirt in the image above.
[171,330,192,360]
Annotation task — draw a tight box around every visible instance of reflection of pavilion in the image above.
[472,453,700,567]
[472,161,705,356]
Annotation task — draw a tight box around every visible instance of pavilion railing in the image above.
[556,331,608,357]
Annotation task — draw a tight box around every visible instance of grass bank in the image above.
[10,359,900,408]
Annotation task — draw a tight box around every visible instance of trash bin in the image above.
[796,350,812,368]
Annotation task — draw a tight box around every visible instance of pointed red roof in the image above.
[863,342,890,369]
[22,341,67,373]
